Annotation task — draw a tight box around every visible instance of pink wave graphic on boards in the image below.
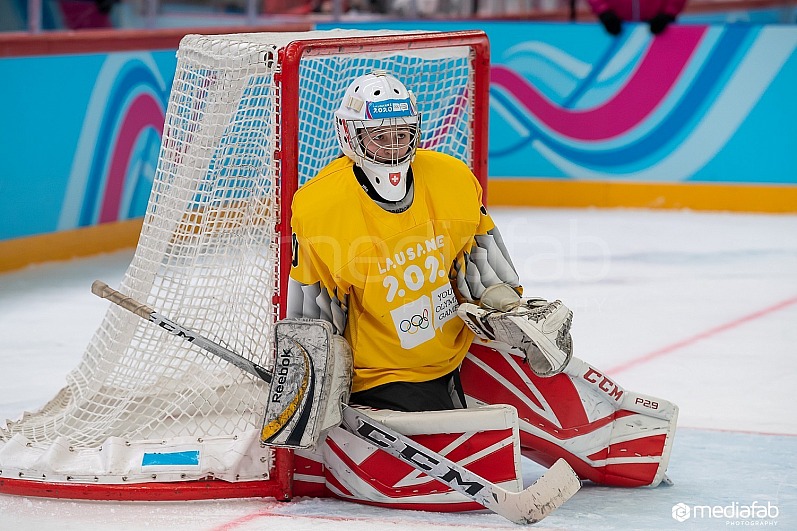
[490,26,707,141]
[99,93,165,223]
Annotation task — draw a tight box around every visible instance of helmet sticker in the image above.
[366,98,414,119]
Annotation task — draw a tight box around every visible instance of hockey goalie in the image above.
[282,71,678,511]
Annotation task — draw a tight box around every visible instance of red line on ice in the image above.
[607,295,797,375]
[678,425,797,438]
[211,507,515,530]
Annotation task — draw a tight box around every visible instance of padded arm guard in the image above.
[458,284,573,377]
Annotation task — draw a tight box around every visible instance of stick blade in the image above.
[494,458,581,525]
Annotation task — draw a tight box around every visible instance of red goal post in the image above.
[0,29,490,502]
[276,30,491,322]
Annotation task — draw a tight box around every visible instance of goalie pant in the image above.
[292,344,677,509]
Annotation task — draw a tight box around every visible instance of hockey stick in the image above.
[341,407,580,524]
[91,281,273,383]
[91,280,581,524]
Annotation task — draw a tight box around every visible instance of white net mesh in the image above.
[0,29,478,487]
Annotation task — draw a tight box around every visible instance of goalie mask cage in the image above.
[0,29,490,501]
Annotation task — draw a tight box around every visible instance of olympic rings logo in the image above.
[399,309,430,334]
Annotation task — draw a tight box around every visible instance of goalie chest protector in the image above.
[290,150,495,393]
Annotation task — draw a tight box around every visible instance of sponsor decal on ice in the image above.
[672,501,779,525]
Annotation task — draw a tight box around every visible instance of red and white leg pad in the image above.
[293,405,524,511]
[460,342,678,488]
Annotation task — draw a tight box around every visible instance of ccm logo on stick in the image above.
[356,420,486,496]
[153,316,198,342]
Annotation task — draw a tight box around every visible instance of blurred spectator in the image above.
[588,0,687,36]
[59,0,116,29]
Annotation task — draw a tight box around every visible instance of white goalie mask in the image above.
[335,71,420,202]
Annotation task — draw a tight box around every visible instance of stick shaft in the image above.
[91,280,272,383]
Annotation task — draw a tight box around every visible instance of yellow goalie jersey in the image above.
[290,149,494,393]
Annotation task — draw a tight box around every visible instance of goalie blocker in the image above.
[262,319,352,448]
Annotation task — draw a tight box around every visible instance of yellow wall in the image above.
[2,180,796,274]
[489,180,797,213]
[0,219,142,273]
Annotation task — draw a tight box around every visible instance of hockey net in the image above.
[0,29,489,500]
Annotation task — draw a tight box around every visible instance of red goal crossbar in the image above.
[276,30,491,320]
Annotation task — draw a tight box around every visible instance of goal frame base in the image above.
[0,477,290,501]
[0,448,293,501]
[0,29,490,504]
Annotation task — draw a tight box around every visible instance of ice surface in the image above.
[1,208,795,530]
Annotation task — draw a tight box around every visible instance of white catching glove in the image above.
[458,284,573,377]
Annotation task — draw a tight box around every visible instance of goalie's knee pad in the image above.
[460,342,678,488]
[292,405,523,511]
